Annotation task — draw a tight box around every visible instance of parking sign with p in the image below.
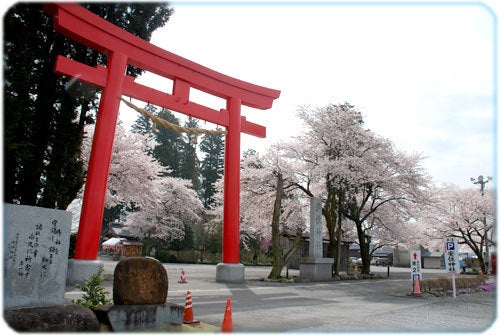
[444,237,460,274]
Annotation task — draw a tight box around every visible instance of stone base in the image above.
[299,257,335,281]
[66,259,103,285]
[215,263,245,283]
[93,303,184,331]
[4,304,100,332]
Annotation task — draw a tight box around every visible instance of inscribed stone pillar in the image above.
[299,197,334,281]
[309,197,323,258]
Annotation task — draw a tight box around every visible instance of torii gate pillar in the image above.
[216,97,244,282]
[44,4,280,284]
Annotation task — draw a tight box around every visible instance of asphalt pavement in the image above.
[65,259,497,333]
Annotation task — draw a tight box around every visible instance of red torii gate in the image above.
[44,4,280,282]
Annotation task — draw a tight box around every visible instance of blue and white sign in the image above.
[444,236,460,274]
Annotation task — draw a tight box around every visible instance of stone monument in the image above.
[4,204,72,308]
[3,204,99,331]
[299,197,335,281]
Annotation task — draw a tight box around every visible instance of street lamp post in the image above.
[470,175,492,272]
[470,175,492,196]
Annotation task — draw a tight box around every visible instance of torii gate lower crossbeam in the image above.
[44,4,280,284]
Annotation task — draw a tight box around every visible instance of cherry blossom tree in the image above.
[82,124,163,208]
[341,143,431,273]
[124,176,203,241]
[209,145,306,279]
[351,202,411,253]
[424,185,494,272]
[286,103,432,274]
[240,146,306,279]
[70,124,203,242]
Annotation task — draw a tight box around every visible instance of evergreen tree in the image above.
[4,3,173,208]
[199,131,225,208]
[178,117,201,191]
[168,221,195,255]
[152,108,184,176]
[131,104,155,135]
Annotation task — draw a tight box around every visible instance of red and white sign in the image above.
[410,249,422,281]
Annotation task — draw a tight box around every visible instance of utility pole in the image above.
[470,175,492,272]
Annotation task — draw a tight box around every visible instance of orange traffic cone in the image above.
[411,276,422,296]
[183,290,199,324]
[221,299,233,332]
[178,269,188,284]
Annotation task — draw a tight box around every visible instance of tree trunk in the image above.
[283,229,303,273]
[266,172,303,279]
[460,229,487,274]
[357,224,371,274]
[478,254,486,274]
[333,212,342,275]
[324,176,339,275]
[268,172,284,279]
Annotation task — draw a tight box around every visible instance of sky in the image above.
[117,0,497,189]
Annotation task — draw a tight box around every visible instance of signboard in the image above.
[444,236,460,274]
[410,249,422,281]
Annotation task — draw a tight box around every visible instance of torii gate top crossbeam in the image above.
[44,4,280,125]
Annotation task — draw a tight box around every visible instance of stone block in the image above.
[3,204,72,308]
[4,304,99,331]
[299,257,335,281]
[113,257,168,305]
[93,303,184,331]
[215,263,245,283]
[67,259,103,285]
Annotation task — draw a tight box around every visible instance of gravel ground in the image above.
[345,290,497,332]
